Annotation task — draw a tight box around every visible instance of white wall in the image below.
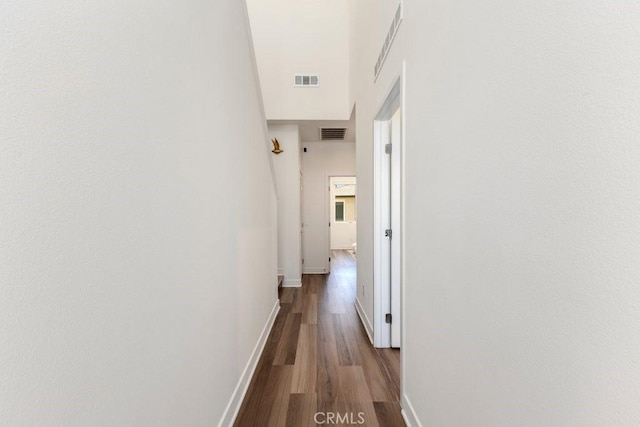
[331,222,357,250]
[301,142,356,273]
[351,0,640,425]
[246,0,351,121]
[0,2,277,425]
[270,125,302,286]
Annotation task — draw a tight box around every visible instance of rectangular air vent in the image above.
[320,128,347,141]
[374,2,403,79]
[294,74,319,87]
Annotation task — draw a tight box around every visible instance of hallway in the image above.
[235,250,403,426]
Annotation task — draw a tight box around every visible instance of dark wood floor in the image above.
[235,250,403,427]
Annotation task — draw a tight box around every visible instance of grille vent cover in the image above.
[374,2,403,79]
[320,128,348,141]
[294,75,319,87]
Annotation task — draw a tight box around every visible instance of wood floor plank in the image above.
[305,274,325,297]
[234,308,289,426]
[286,393,318,427]
[333,313,362,366]
[261,308,288,364]
[233,358,272,426]
[302,293,318,325]
[333,314,353,366]
[235,365,292,427]
[290,288,304,313]
[291,324,317,393]
[280,287,295,304]
[375,348,401,401]
[336,366,379,427]
[317,312,336,344]
[336,366,372,401]
[373,401,406,426]
[273,313,302,365]
[265,365,294,427]
[316,339,340,412]
[357,337,395,402]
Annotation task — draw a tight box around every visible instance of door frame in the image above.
[373,64,405,349]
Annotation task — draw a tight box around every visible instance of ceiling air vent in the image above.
[320,128,348,141]
[294,74,319,87]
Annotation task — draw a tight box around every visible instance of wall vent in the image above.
[374,2,403,79]
[320,128,348,141]
[294,74,319,87]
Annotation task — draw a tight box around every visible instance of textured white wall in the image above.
[351,0,640,425]
[301,142,356,273]
[0,1,277,425]
[270,125,302,286]
[246,0,351,120]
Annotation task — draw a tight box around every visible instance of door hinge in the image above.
[329,257,331,262]
[385,229,392,239]
[385,313,392,323]
[329,222,331,227]
[385,143,392,154]
[302,258,304,264]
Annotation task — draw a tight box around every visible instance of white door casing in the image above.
[390,108,402,348]
[373,74,403,349]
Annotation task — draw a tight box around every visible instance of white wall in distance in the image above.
[331,217,357,249]
[270,124,302,286]
[0,2,277,425]
[351,0,640,425]
[301,142,356,273]
[246,0,351,121]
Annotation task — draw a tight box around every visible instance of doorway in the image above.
[374,76,403,349]
[328,176,357,272]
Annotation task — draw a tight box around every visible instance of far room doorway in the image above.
[328,176,357,273]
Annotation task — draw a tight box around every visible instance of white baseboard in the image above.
[217,299,280,427]
[282,278,302,287]
[302,268,327,274]
[401,393,423,427]
[354,297,373,344]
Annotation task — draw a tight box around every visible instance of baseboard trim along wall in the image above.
[217,299,280,427]
[401,393,423,427]
[282,278,302,287]
[355,297,373,344]
[302,268,327,274]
